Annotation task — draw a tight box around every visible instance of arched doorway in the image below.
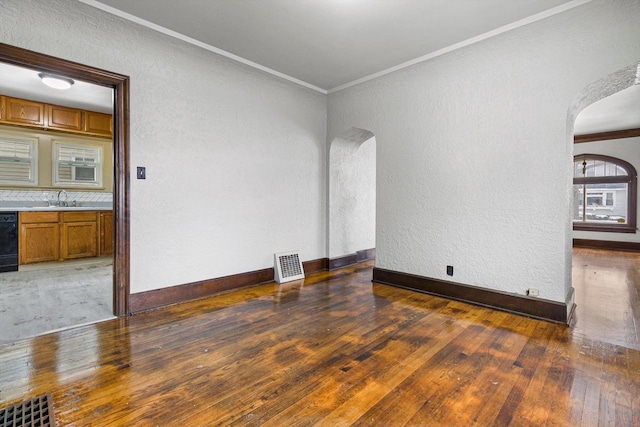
[568,61,640,345]
[328,127,376,269]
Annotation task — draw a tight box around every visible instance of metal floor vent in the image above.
[274,251,305,284]
[0,394,55,427]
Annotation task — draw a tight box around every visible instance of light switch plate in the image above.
[137,167,146,179]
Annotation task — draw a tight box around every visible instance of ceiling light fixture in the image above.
[38,72,75,90]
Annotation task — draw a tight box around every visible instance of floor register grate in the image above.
[0,394,56,427]
[274,251,305,284]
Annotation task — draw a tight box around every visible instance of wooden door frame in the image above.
[0,43,130,316]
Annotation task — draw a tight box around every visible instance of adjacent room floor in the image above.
[572,248,640,350]
[0,257,114,344]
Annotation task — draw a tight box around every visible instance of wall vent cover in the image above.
[274,251,305,283]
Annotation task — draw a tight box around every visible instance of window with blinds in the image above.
[53,142,103,187]
[0,137,38,186]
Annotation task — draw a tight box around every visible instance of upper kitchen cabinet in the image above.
[2,97,45,127]
[0,95,112,138]
[84,111,112,137]
[47,104,83,132]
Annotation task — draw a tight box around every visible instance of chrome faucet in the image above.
[57,189,68,207]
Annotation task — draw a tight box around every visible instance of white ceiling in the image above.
[0,0,636,135]
[574,85,640,135]
[88,0,577,92]
[0,62,113,114]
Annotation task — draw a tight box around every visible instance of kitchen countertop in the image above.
[0,206,112,212]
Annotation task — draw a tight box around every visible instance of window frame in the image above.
[52,140,103,188]
[0,135,39,187]
[573,154,637,233]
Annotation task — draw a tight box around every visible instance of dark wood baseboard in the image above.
[130,267,273,314]
[130,252,376,314]
[329,254,358,270]
[357,248,376,262]
[573,238,640,252]
[130,257,327,314]
[372,268,569,324]
[303,257,329,273]
[329,248,376,270]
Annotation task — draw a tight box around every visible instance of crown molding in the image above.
[78,0,328,94]
[328,0,592,93]
[80,0,592,96]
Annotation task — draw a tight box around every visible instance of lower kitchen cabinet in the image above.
[61,211,98,260]
[19,212,60,264]
[99,211,113,256]
[19,210,111,264]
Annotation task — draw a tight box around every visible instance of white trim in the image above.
[79,0,591,95]
[328,0,592,93]
[78,0,328,94]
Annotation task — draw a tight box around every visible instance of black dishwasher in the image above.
[0,212,18,273]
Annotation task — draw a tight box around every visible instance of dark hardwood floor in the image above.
[0,249,639,425]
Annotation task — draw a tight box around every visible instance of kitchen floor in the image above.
[0,257,114,345]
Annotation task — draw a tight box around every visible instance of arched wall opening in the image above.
[328,127,376,269]
[565,61,639,321]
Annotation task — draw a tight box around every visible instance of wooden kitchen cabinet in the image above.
[84,111,112,137]
[3,96,45,127]
[19,210,111,264]
[19,212,60,264]
[0,94,112,138]
[99,211,113,256]
[60,211,98,260]
[47,104,83,132]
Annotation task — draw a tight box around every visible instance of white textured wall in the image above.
[573,136,640,243]
[329,128,376,258]
[328,0,640,304]
[1,0,327,293]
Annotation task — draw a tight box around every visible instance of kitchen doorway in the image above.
[0,44,130,342]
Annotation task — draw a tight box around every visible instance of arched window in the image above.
[573,154,637,233]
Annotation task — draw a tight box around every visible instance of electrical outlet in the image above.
[137,166,146,179]
[446,265,453,276]
[527,288,539,297]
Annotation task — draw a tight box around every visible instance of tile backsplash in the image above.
[0,189,112,204]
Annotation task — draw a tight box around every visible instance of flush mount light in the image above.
[38,72,74,90]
